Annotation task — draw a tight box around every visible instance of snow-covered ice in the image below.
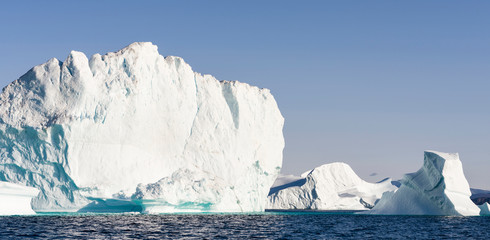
[0,42,284,212]
[368,151,480,216]
[267,162,397,210]
[0,181,38,215]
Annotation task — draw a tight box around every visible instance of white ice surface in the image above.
[0,42,284,212]
[270,174,304,189]
[368,151,480,216]
[0,181,38,215]
[267,162,397,210]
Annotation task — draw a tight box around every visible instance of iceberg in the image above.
[0,181,38,215]
[0,42,284,212]
[368,151,480,216]
[478,203,490,215]
[267,162,397,210]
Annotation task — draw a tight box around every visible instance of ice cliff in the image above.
[0,42,284,212]
[0,181,38,215]
[267,162,397,210]
[368,151,480,216]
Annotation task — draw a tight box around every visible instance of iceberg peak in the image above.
[424,150,459,160]
[112,42,159,58]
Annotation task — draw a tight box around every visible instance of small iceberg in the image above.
[478,203,490,216]
[0,181,39,215]
[368,151,480,216]
[267,162,397,210]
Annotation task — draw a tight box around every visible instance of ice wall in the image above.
[0,42,284,212]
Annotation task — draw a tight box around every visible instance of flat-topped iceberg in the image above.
[368,151,480,216]
[0,42,284,212]
[0,181,38,215]
[267,162,397,210]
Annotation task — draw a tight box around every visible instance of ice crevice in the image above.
[221,81,239,129]
[182,74,200,155]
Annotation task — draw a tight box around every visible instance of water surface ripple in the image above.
[0,213,488,239]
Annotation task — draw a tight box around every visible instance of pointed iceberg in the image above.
[478,203,490,215]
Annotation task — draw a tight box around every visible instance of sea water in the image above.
[1,213,488,239]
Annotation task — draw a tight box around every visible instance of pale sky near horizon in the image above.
[1,1,489,189]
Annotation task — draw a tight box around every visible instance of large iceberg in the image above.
[0,42,284,212]
[368,151,480,216]
[0,181,38,215]
[267,162,397,210]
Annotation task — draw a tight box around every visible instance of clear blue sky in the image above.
[1,1,489,189]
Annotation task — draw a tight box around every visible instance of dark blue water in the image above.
[1,213,488,239]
